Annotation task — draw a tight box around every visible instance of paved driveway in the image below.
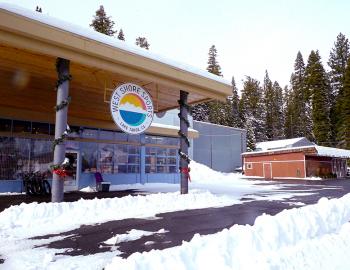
[24,179,350,259]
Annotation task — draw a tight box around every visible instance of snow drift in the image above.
[0,191,238,240]
[105,194,350,270]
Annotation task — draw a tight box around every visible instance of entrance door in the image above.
[263,163,272,179]
[64,151,80,191]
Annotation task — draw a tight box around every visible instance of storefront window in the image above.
[128,134,140,143]
[145,146,177,173]
[99,144,114,173]
[145,135,179,146]
[13,120,31,134]
[0,118,12,132]
[30,139,53,174]
[114,145,140,173]
[31,122,50,135]
[0,137,31,180]
[115,132,127,142]
[82,128,98,139]
[100,130,114,140]
[81,142,98,173]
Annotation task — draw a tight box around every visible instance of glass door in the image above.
[64,151,80,191]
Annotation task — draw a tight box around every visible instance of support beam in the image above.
[178,90,190,194]
[51,58,70,202]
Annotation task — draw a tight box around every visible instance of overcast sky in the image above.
[3,0,350,90]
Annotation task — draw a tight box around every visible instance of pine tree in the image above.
[245,116,256,151]
[191,103,210,122]
[90,5,116,36]
[207,45,222,76]
[229,76,242,128]
[263,71,274,140]
[337,57,350,149]
[135,37,150,50]
[35,6,42,13]
[328,33,350,96]
[117,28,125,41]
[272,81,285,139]
[284,85,294,138]
[328,33,350,145]
[289,51,313,140]
[241,76,266,142]
[193,45,222,122]
[305,50,331,146]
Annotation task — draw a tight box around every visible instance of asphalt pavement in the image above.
[1,178,350,262]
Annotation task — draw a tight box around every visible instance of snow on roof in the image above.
[242,144,350,159]
[315,146,350,159]
[0,3,231,87]
[256,137,312,151]
[242,145,315,156]
[150,122,198,134]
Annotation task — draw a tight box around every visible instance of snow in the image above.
[0,3,231,86]
[106,194,350,270]
[0,160,348,269]
[255,137,311,151]
[0,189,237,240]
[103,229,167,246]
[248,137,350,158]
[150,122,198,135]
[315,145,350,158]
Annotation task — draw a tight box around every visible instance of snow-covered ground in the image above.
[0,161,349,269]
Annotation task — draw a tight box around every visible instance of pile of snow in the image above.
[106,194,350,270]
[0,190,238,240]
[104,229,167,246]
[189,160,242,183]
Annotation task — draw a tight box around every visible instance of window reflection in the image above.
[145,146,177,174]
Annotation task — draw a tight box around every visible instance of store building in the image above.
[0,5,231,194]
[242,138,350,179]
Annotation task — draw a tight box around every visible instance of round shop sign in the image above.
[110,83,154,134]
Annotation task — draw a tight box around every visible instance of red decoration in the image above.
[180,167,191,182]
[53,169,68,178]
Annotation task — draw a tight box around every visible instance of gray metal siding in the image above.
[193,121,246,172]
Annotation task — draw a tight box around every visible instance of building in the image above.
[192,121,246,172]
[242,138,350,179]
[0,5,232,194]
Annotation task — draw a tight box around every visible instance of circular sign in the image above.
[110,83,154,134]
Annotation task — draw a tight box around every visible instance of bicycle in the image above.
[22,171,51,196]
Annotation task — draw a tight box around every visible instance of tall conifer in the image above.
[193,45,222,122]
[90,5,116,36]
[305,50,331,146]
[328,33,350,145]
[337,57,350,149]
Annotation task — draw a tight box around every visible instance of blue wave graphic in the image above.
[120,110,146,126]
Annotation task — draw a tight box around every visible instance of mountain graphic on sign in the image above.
[119,94,147,126]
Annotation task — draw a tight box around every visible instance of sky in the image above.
[2,0,350,90]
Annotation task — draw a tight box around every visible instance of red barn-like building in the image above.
[242,138,350,179]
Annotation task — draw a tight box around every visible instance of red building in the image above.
[242,138,350,179]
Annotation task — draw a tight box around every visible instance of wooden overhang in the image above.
[0,5,231,138]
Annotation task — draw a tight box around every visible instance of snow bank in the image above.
[190,160,242,183]
[0,190,237,240]
[105,193,350,270]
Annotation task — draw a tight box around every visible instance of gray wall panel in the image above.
[193,121,246,172]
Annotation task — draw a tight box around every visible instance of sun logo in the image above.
[110,83,154,134]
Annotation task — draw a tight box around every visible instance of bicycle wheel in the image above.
[24,182,35,196]
[42,180,51,195]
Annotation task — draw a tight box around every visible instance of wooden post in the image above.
[178,90,190,194]
[52,58,70,203]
